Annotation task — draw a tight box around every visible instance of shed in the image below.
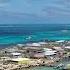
[44,51,56,56]
[65,46,70,49]
[52,47,64,51]
[43,48,57,56]
[11,58,31,64]
[11,52,21,56]
[32,53,44,58]
[10,52,21,58]
[43,48,52,51]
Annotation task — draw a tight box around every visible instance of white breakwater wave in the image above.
[61,30,69,32]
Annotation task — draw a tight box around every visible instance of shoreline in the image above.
[0,40,70,70]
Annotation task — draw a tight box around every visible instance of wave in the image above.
[61,30,69,32]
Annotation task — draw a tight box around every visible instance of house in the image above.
[11,58,31,64]
[10,52,22,58]
[43,48,57,59]
[52,47,64,51]
[24,47,43,53]
[30,53,44,58]
[23,47,43,58]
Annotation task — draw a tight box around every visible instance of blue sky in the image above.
[0,0,70,24]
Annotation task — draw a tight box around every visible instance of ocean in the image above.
[0,24,70,47]
[0,23,70,70]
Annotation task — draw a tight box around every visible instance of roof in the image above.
[33,53,44,58]
[43,48,52,51]
[44,51,56,55]
[24,46,40,50]
[65,46,70,49]
[53,47,61,49]
[7,47,19,52]
[43,48,57,55]
[11,52,21,56]
[11,58,30,61]
[53,47,63,51]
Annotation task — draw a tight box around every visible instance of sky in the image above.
[0,0,70,24]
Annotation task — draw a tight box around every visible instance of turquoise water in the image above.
[0,24,70,46]
[0,30,70,45]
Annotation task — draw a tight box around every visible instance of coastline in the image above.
[0,40,70,70]
[0,24,70,46]
[0,24,70,69]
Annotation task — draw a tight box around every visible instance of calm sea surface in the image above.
[0,24,70,47]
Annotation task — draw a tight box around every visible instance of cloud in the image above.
[0,0,10,6]
[0,0,70,24]
[0,0,9,3]
[39,0,70,17]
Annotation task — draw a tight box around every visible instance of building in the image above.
[11,58,31,64]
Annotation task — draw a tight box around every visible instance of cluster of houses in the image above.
[0,40,70,69]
